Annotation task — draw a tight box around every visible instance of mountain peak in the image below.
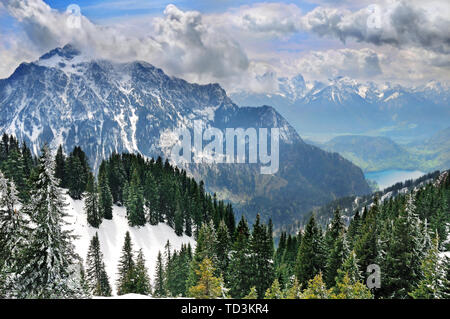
[39,44,81,61]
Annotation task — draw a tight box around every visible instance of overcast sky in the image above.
[1,0,449,93]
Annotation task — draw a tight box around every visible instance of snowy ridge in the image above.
[63,194,195,296]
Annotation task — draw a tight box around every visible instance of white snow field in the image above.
[63,194,196,295]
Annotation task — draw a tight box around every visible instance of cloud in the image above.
[292,48,383,82]
[0,0,448,91]
[0,0,249,90]
[215,1,450,54]
[222,3,303,38]
[300,1,450,54]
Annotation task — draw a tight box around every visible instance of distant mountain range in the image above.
[0,44,371,226]
[231,75,450,143]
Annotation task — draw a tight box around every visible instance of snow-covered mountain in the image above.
[231,75,450,142]
[65,194,195,295]
[0,44,371,225]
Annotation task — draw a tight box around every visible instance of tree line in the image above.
[0,133,449,299]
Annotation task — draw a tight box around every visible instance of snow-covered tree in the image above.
[410,235,446,299]
[12,145,82,298]
[0,172,28,297]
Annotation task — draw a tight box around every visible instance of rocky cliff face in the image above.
[0,44,371,225]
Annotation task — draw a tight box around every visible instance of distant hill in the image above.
[313,128,450,173]
[320,135,420,172]
[408,127,450,172]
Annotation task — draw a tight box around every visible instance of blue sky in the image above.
[43,0,318,20]
[1,1,449,90]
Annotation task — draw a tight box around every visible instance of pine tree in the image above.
[153,251,166,297]
[144,171,159,225]
[98,166,113,220]
[0,172,28,296]
[295,214,325,287]
[188,258,224,299]
[134,249,151,295]
[335,250,363,285]
[55,145,66,187]
[78,262,91,297]
[66,152,88,200]
[12,145,82,298]
[86,233,111,296]
[116,231,136,295]
[300,273,332,299]
[354,199,379,277]
[186,221,218,291]
[325,232,349,288]
[264,279,283,299]
[249,214,274,298]
[174,199,184,236]
[243,286,258,299]
[227,216,252,298]
[410,235,445,299]
[85,173,102,228]
[382,194,424,298]
[285,278,302,299]
[215,220,231,278]
[331,273,373,299]
[0,172,26,265]
[126,168,146,227]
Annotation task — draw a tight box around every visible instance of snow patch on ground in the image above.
[63,194,196,295]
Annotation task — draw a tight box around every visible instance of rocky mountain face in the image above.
[231,76,450,143]
[0,45,371,225]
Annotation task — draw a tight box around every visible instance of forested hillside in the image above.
[0,134,449,299]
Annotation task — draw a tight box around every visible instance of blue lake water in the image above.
[365,170,425,190]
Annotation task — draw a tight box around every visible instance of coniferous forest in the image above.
[0,133,449,299]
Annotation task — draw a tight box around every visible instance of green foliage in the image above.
[300,273,332,299]
[410,236,446,299]
[295,214,325,286]
[264,279,283,299]
[331,273,373,299]
[85,173,102,228]
[188,258,224,299]
[116,231,136,295]
[86,233,111,296]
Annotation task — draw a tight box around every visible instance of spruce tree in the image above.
[188,258,224,299]
[85,173,102,228]
[264,279,283,299]
[153,251,166,297]
[354,199,379,276]
[174,200,184,236]
[116,231,136,295]
[13,145,82,298]
[215,220,231,278]
[325,232,349,288]
[144,171,159,225]
[410,235,446,299]
[86,233,111,296]
[134,249,151,295]
[295,214,325,287]
[98,167,113,220]
[126,168,146,227]
[227,216,252,298]
[0,172,28,296]
[249,214,274,298]
[55,145,66,187]
[382,194,424,298]
[186,221,218,291]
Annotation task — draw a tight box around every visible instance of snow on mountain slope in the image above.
[63,194,195,295]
